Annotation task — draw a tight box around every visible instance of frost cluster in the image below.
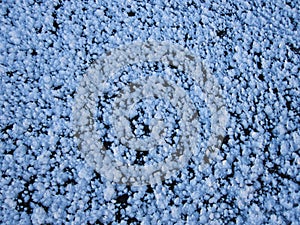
[73,41,228,186]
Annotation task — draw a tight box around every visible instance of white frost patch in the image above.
[104,183,115,201]
[72,40,228,185]
[31,207,47,225]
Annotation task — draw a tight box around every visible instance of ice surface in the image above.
[0,0,299,224]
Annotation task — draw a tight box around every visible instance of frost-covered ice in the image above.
[73,46,227,186]
[0,0,299,224]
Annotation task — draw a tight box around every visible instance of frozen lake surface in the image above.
[0,0,299,224]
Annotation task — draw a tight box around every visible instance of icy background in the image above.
[0,0,299,224]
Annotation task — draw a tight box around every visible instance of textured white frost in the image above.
[72,40,228,186]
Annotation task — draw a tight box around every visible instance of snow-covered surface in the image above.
[0,0,299,224]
